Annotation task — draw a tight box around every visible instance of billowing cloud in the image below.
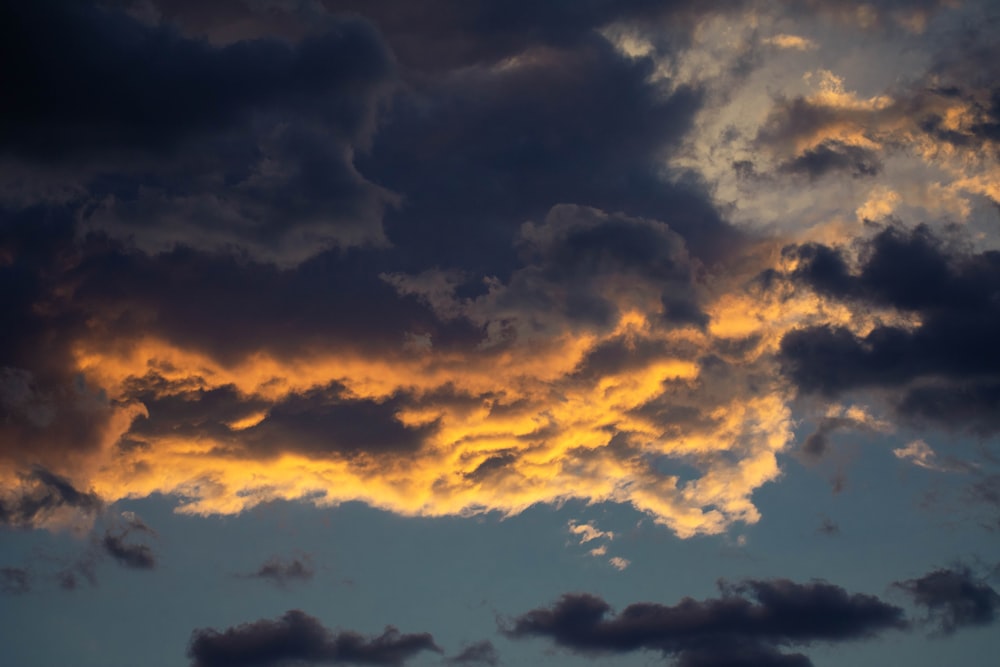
[894,566,1000,635]
[778,223,1000,434]
[1,0,997,550]
[504,579,907,666]
[187,610,440,667]
[1,1,398,264]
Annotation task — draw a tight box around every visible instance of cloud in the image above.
[1,1,398,264]
[246,555,315,586]
[608,557,630,571]
[504,579,906,666]
[100,511,158,569]
[187,610,440,667]
[777,141,882,180]
[0,190,799,540]
[763,34,817,51]
[567,521,613,544]
[147,0,747,73]
[798,404,892,462]
[894,566,1000,635]
[892,440,973,473]
[778,223,1000,434]
[445,640,499,666]
[102,531,156,570]
[0,467,103,530]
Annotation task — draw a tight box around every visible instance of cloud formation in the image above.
[778,223,1000,434]
[1,0,998,549]
[187,610,440,667]
[504,579,907,666]
[894,566,1000,635]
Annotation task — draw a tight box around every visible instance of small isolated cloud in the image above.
[568,521,614,545]
[102,532,156,570]
[0,567,30,595]
[588,545,608,557]
[894,566,1000,635]
[893,440,972,473]
[246,554,315,586]
[764,34,818,51]
[819,517,840,535]
[445,640,499,666]
[187,610,440,667]
[609,557,630,571]
[100,512,157,570]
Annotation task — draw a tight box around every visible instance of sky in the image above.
[1,1,1000,666]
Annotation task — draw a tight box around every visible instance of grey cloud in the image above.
[504,579,906,666]
[187,610,441,667]
[0,468,103,529]
[445,640,499,666]
[894,566,1000,635]
[778,224,1000,434]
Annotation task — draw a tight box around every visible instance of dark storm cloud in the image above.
[362,35,743,276]
[148,0,744,72]
[0,468,103,528]
[1,0,399,263]
[0,208,148,471]
[246,555,315,586]
[0,0,392,158]
[504,579,906,666]
[66,236,481,366]
[187,610,440,667]
[778,224,1000,433]
[777,141,882,180]
[894,566,1000,635]
[0,567,31,595]
[445,640,500,666]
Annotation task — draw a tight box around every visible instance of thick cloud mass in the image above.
[187,610,440,667]
[1,1,398,263]
[779,224,1000,433]
[1,0,998,543]
[505,579,906,666]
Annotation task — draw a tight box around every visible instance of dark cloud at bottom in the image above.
[503,578,907,666]
[187,610,440,667]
